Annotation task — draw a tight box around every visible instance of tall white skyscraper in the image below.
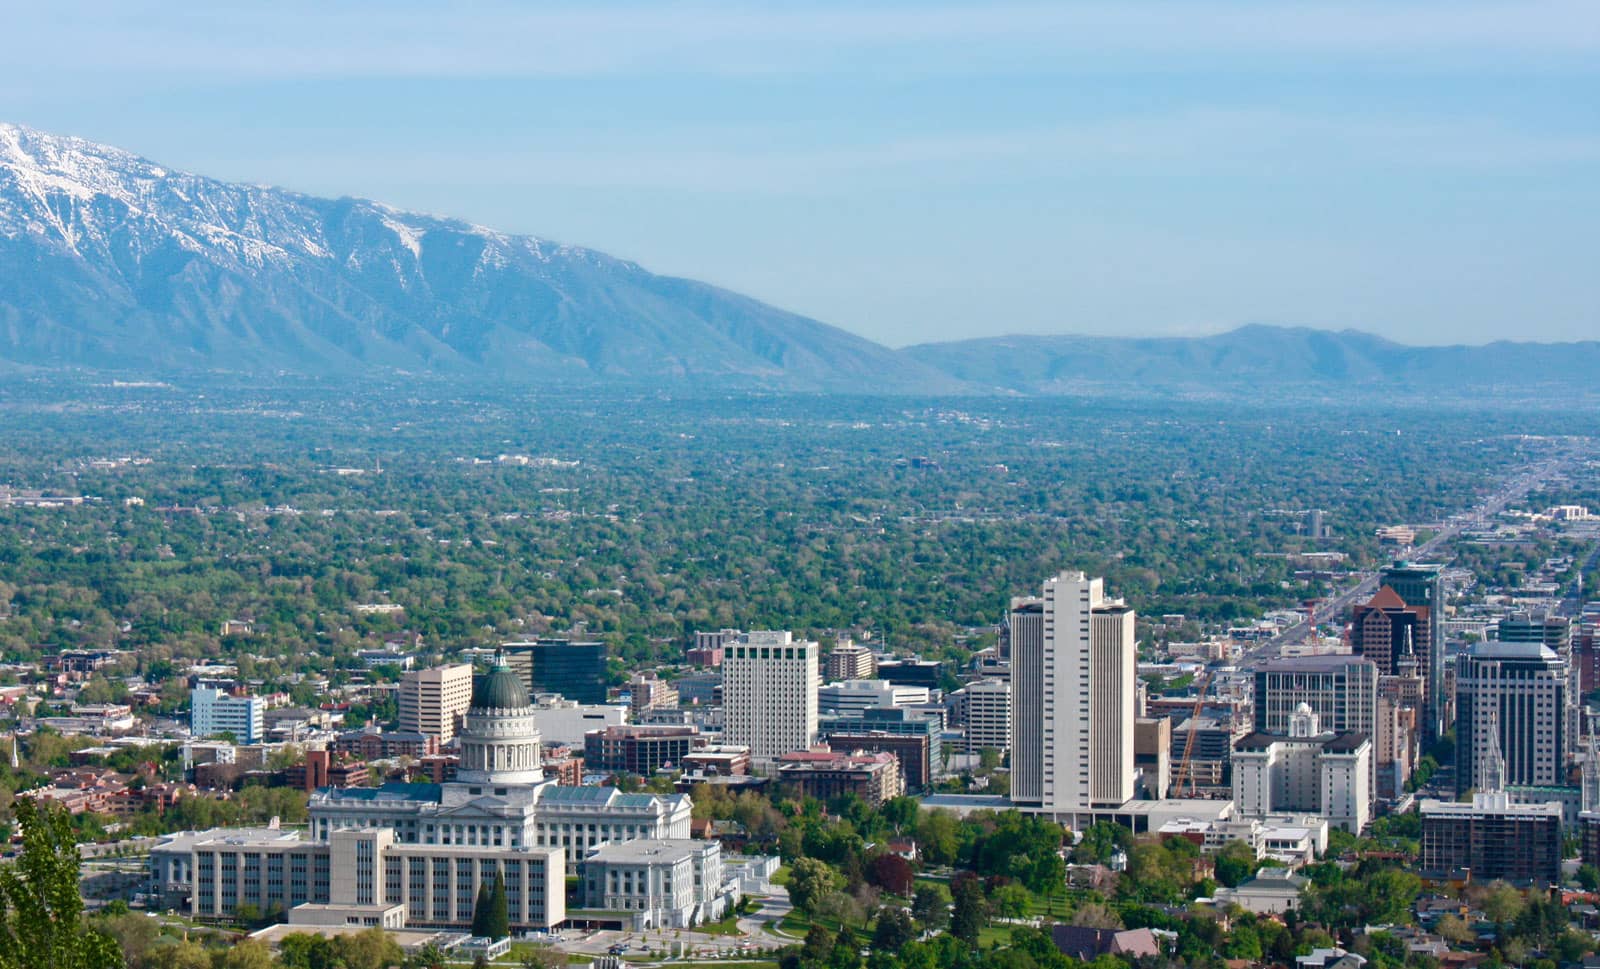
[1010,571,1136,816]
[721,631,819,766]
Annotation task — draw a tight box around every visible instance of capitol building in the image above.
[152,658,694,932]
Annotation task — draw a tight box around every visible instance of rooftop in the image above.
[583,838,711,865]
[313,781,442,803]
[1258,654,1377,672]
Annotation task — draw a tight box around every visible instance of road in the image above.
[1237,453,1579,670]
[1559,534,1600,618]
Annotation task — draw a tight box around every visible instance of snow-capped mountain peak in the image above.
[0,123,936,388]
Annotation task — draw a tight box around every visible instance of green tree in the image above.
[1482,881,1526,927]
[1436,915,1476,946]
[330,928,404,969]
[488,873,510,940]
[871,907,916,952]
[1580,865,1600,892]
[911,885,949,932]
[213,940,277,969]
[278,934,337,969]
[789,858,843,917]
[914,811,961,867]
[803,925,834,964]
[471,882,492,937]
[951,875,987,945]
[991,882,1032,919]
[1213,839,1259,888]
[828,927,858,969]
[142,941,210,969]
[1221,922,1263,960]
[0,798,123,969]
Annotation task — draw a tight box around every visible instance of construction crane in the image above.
[1171,668,1215,797]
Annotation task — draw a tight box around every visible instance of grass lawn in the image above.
[778,911,872,947]
[1024,891,1073,920]
[770,865,791,887]
[699,912,751,936]
[503,943,595,964]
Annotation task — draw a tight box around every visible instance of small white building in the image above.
[1212,867,1310,915]
[818,679,930,717]
[581,839,733,929]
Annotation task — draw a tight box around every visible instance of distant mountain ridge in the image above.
[0,122,941,389]
[1,123,1594,398]
[902,324,1600,397]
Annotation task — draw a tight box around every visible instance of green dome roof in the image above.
[472,661,530,710]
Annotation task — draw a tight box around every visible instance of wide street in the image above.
[1238,451,1582,670]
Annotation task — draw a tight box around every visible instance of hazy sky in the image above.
[3,1,1597,347]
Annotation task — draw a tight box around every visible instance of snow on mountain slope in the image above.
[0,122,943,387]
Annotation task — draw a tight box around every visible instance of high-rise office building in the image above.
[1350,587,1428,676]
[1455,640,1570,795]
[503,639,609,704]
[1380,562,1444,738]
[398,663,474,744]
[1253,656,1378,736]
[957,678,1011,755]
[1499,612,1573,652]
[190,687,264,744]
[1249,656,1382,822]
[1010,571,1136,817]
[721,631,819,766]
[1499,612,1578,749]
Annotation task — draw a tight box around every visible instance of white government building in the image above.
[1232,703,1373,834]
[152,658,711,932]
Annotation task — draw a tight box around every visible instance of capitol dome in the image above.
[456,655,544,787]
[473,660,531,711]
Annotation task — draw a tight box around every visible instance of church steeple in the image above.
[1582,740,1600,813]
[1479,715,1506,795]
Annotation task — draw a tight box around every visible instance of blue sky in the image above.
[2,1,1597,347]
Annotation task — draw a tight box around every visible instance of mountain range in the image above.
[3,122,1595,397]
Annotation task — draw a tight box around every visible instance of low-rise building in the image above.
[679,745,751,777]
[817,679,929,717]
[580,838,732,929]
[776,748,905,806]
[1211,867,1310,914]
[150,826,565,931]
[334,727,438,761]
[584,724,698,777]
[821,729,933,791]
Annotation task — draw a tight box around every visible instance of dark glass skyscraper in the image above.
[502,639,609,704]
